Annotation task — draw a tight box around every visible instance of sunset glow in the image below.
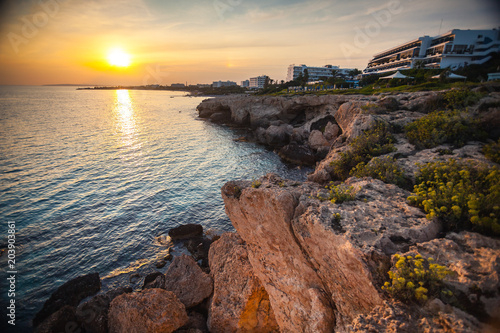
[0,0,498,85]
[107,49,131,68]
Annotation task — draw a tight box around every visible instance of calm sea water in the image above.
[0,86,307,331]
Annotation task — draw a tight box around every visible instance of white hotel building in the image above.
[249,76,268,89]
[364,29,500,74]
[286,64,354,82]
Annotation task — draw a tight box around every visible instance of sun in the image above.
[107,48,131,67]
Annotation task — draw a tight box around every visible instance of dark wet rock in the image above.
[264,124,292,146]
[169,224,203,241]
[155,260,167,268]
[185,237,212,269]
[209,112,231,123]
[33,272,101,328]
[143,272,165,289]
[75,287,132,333]
[34,305,80,333]
[278,143,316,166]
[129,273,141,284]
[176,311,209,333]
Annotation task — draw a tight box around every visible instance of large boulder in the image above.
[164,254,213,308]
[221,174,441,332]
[221,176,335,332]
[208,232,279,333]
[76,287,132,333]
[264,124,292,146]
[324,122,341,141]
[308,130,330,150]
[108,288,188,333]
[34,305,80,333]
[33,272,101,328]
[168,224,203,240]
[278,143,316,166]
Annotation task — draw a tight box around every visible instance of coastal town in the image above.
[86,28,500,94]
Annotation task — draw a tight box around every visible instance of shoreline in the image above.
[32,86,500,332]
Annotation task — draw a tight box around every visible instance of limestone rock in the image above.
[278,143,316,166]
[308,130,330,150]
[208,232,279,333]
[264,124,291,146]
[221,174,441,331]
[350,300,490,333]
[407,231,500,322]
[196,94,375,129]
[324,122,341,141]
[33,272,101,328]
[222,177,336,332]
[76,287,132,333]
[164,254,213,309]
[108,288,188,333]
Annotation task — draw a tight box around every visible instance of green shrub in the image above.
[404,110,485,149]
[443,88,482,109]
[382,254,453,303]
[251,179,261,188]
[483,139,500,164]
[318,182,357,204]
[330,123,396,180]
[351,156,412,190]
[407,159,500,235]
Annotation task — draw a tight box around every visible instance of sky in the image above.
[0,0,499,86]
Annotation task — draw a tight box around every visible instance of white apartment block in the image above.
[364,29,500,74]
[212,80,237,88]
[240,80,250,87]
[249,76,267,89]
[286,64,354,82]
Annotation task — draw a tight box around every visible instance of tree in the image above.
[348,69,362,77]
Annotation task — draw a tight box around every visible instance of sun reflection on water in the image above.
[114,89,141,152]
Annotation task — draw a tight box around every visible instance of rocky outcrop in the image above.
[34,305,80,333]
[33,272,101,328]
[408,232,500,322]
[164,254,213,309]
[169,223,204,240]
[108,288,188,333]
[208,232,279,333]
[221,174,441,332]
[350,231,500,332]
[76,287,132,333]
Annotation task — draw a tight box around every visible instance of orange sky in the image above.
[0,0,499,86]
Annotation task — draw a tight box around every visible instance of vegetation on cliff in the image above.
[330,123,396,180]
[408,160,500,235]
[382,254,453,303]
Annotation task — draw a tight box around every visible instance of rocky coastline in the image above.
[34,87,500,332]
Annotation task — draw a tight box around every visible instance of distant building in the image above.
[171,83,185,88]
[249,76,268,89]
[212,80,237,88]
[240,80,250,87]
[364,29,500,74]
[488,73,500,81]
[286,64,354,82]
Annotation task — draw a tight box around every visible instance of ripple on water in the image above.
[0,86,310,330]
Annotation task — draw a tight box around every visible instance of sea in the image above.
[0,86,308,331]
